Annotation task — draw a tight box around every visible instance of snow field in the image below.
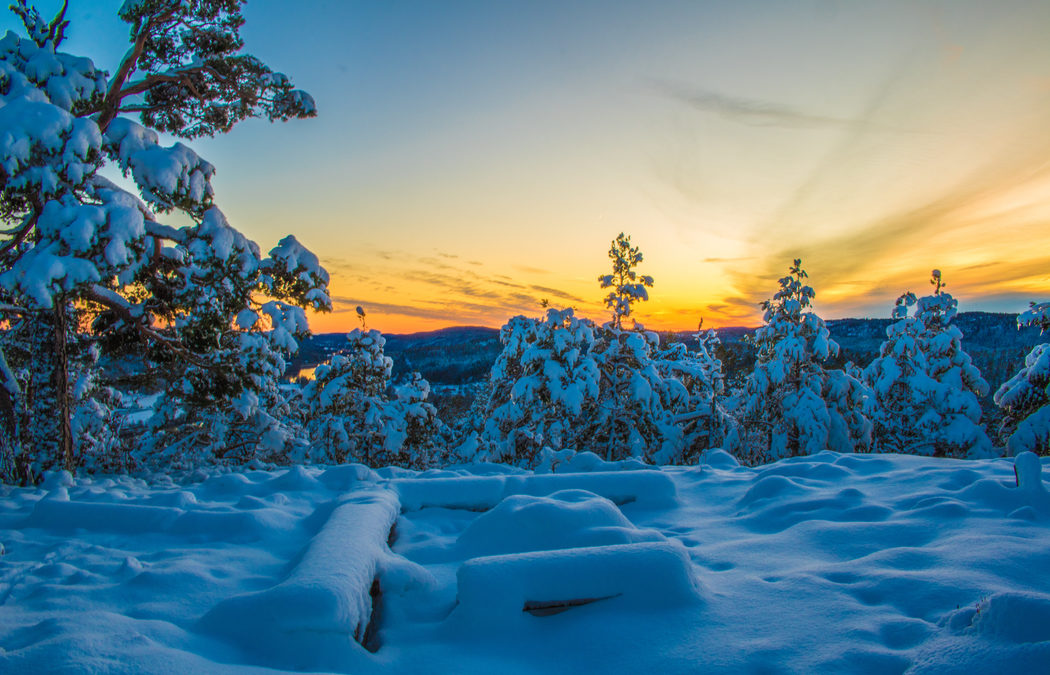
[200,489,399,671]
[2,452,1050,673]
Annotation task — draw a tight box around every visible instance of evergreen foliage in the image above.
[656,324,737,460]
[739,260,871,464]
[0,1,324,480]
[295,329,439,469]
[865,271,993,457]
[583,324,686,463]
[995,302,1050,455]
[471,308,600,466]
[598,232,653,329]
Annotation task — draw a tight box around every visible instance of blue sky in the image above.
[6,1,1050,331]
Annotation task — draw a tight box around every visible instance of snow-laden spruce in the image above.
[598,232,653,330]
[294,329,439,469]
[739,259,872,464]
[655,323,737,460]
[995,301,1050,456]
[865,272,993,458]
[467,235,721,467]
[470,308,601,467]
[0,1,322,481]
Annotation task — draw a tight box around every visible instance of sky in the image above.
[7,1,1050,333]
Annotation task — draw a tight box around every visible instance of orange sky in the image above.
[33,1,1050,335]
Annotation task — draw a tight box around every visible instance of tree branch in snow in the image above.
[83,285,210,369]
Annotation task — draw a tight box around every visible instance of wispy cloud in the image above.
[652,79,866,130]
[702,256,753,264]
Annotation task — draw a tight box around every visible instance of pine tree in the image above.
[598,232,653,329]
[911,271,993,457]
[656,322,737,460]
[863,292,937,454]
[471,309,600,467]
[740,259,871,464]
[585,233,685,461]
[469,236,688,467]
[295,329,439,469]
[995,302,1050,455]
[0,1,325,480]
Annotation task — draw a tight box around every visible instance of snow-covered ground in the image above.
[2,451,1049,674]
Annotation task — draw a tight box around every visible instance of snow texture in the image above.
[3,453,1050,672]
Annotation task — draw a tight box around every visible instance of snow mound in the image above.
[453,541,702,623]
[198,489,399,671]
[908,593,1050,673]
[965,592,1050,644]
[456,489,665,557]
[394,469,677,511]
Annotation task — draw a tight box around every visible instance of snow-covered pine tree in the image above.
[295,329,439,469]
[862,292,938,454]
[469,234,686,467]
[471,309,600,467]
[579,233,685,463]
[0,303,125,481]
[583,325,686,463]
[905,270,993,457]
[0,1,325,480]
[599,232,653,329]
[739,260,871,464]
[656,322,737,461]
[994,302,1050,456]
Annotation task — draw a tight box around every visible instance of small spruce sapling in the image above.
[995,301,1050,455]
[739,259,871,464]
[598,233,654,329]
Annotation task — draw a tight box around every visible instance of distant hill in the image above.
[288,326,501,384]
[290,313,1045,397]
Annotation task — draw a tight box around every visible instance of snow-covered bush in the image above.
[582,324,687,463]
[995,302,1050,456]
[655,325,737,460]
[739,260,871,464]
[865,275,993,458]
[295,329,439,469]
[469,308,600,466]
[468,310,690,467]
[0,1,323,479]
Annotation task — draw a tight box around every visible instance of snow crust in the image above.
[2,453,1050,673]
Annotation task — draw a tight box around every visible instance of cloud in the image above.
[702,256,753,264]
[514,264,550,275]
[529,284,587,304]
[329,251,572,326]
[651,79,864,130]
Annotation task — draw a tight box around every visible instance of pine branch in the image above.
[0,208,40,260]
[95,8,177,131]
[84,284,210,369]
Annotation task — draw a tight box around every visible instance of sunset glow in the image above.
[17,0,1050,333]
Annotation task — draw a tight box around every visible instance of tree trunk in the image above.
[52,301,74,472]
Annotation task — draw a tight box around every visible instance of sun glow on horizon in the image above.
[13,0,1050,335]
